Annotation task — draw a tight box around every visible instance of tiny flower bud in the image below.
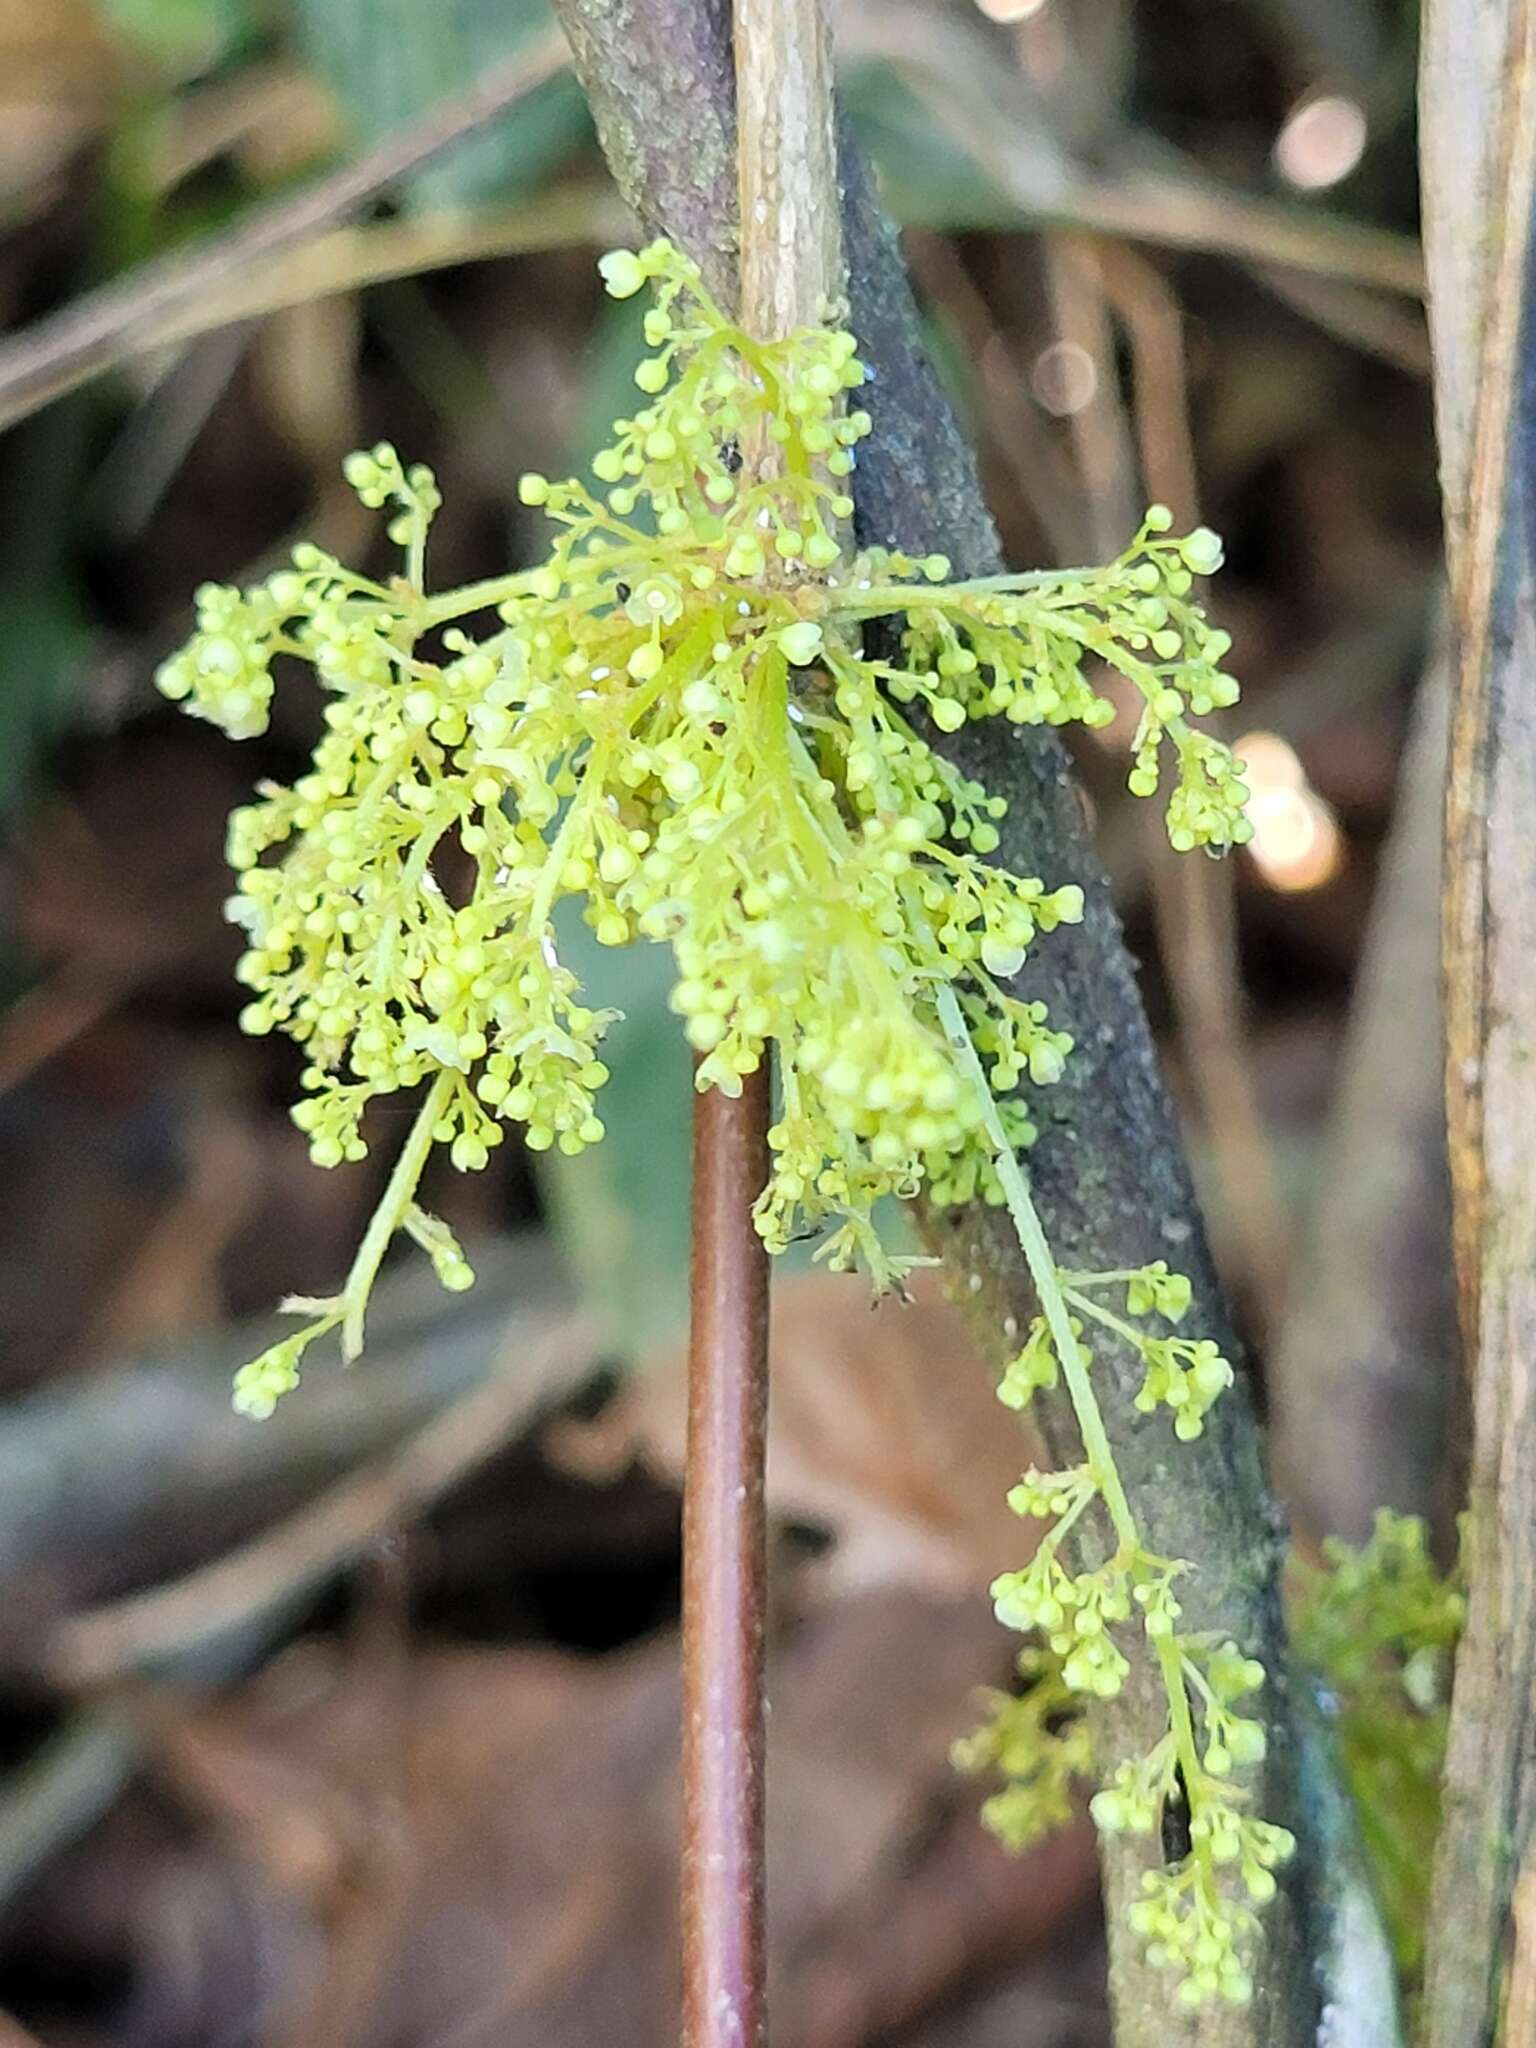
[597,248,648,298]
[778,622,824,666]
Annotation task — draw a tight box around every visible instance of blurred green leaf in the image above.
[0,400,95,821]
[99,0,252,71]
[574,289,649,451]
[526,296,686,1354]
[567,289,661,524]
[0,583,92,819]
[539,905,693,1358]
[843,61,1025,231]
[292,0,590,208]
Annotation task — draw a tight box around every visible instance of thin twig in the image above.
[679,8,839,2039]
[1249,265,1430,378]
[734,0,842,337]
[0,1716,139,1909]
[900,231,1081,563]
[1096,238,1293,1341]
[839,0,1424,297]
[120,188,626,361]
[682,1073,772,2048]
[0,1260,572,1913]
[0,941,187,1094]
[0,28,569,433]
[47,1310,596,1687]
[1040,232,1139,558]
[1268,630,1453,1543]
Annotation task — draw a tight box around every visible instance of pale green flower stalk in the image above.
[940,979,1294,2007]
[159,237,1283,2002]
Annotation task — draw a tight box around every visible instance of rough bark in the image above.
[1420,3,1536,2042]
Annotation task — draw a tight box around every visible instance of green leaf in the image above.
[291,0,591,209]
[538,905,694,1358]
[99,0,252,72]
[567,290,660,526]
[841,58,1050,231]
[0,583,92,819]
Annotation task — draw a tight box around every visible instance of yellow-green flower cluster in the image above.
[952,1643,1096,1851]
[1001,1265,1234,1443]
[161,236,1279,2000]
[963,1243,1292,2007]
[1064,1265,1234,1437]
[1091,1635,1293,2007]
[1125,1814,1296,2010]
[883,510,1250,853]
[158,237,1250,1343]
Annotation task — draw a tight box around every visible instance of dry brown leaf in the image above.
[252,295,361,483]
[112,1592,1092,2048]
[549,1268,1041,1592]
[0,0,115,200]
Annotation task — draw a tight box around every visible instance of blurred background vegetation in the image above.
[0,3,1448,2044]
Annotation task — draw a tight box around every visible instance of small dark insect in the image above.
[1161,1762,1193,1864]
[614,581,632,603]
[721,439,743,474]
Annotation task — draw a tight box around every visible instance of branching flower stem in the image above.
[936,978,1212,1925]
[337,1069,455,1359]
[936,981,1137,1544]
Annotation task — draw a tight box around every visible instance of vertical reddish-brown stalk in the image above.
[680,5,840,2043]
[681,1068,772,2048]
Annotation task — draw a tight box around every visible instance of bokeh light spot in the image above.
[1274,94,1368,192]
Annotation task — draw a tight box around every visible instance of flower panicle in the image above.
[161,237,1279,2009]
[157,238,1248,1385]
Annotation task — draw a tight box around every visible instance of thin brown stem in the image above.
[1097,237,1293,1342]
[901,231,1081,565]
[681,1066,772,2048]
[0,29,568,432]
[1040,233,1138,560]
[1268,632,1453,1544]
[677,9,841,2044]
